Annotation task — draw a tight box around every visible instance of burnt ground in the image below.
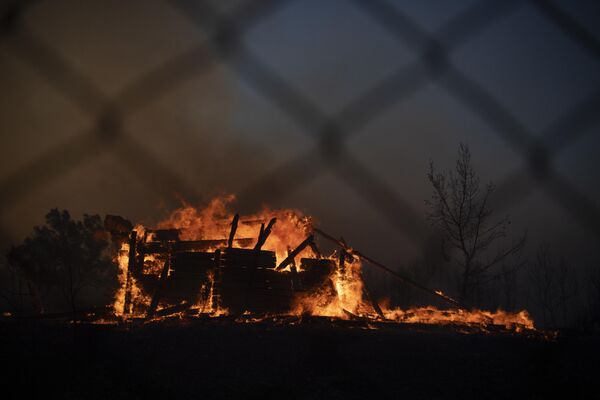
[0,317,597,400]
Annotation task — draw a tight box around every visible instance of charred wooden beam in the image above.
[148,229,180,242]
[313,228,462,308]
[239,218,264,226]
[362,277,385,319]
[298,258,335,290]
[339,237,355,263]
[342,308,369,322]
[146,244,172,318]
[254,218,276,251]
[123,231,137,316]
[300,258,335,270]
[135,233,146,276]
[143,238,254,254]
[242,218,277,313]
[154,302,192,318]
[338,246,347,274]
[258,223,264,238]
[289,262,301,291]
[275,235,314,270]
[228,214,239,248]
[220,248,276,269]
[308,240,322,259]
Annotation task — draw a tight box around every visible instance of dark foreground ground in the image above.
[0,317,597,400]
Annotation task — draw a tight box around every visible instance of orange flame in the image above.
[381,306,534,332]
[109,195,535,333]
[156,196,314,262]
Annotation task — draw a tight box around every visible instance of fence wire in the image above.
[0,0,599,252]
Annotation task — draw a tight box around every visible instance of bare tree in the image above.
[498,260,519,311]
[527,244,576,328]
[557,256,576,327]
[527,243,557,327]
[426,143,525,304]
[588,264,600,326]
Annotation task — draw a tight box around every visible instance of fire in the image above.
[192,270,229,316]
[113,224,151,317]
[291,256,370,318]
[156,196,314,262]
[381,306,534,332]
[108,195,535,334]
[113,241,129,316]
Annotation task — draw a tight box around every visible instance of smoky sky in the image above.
[1,0,599,274]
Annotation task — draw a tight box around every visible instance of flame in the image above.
[113,225,150,317]
[192,270,229,316]
[157,196,314,262]
[381,306,534,332]
[108,195,535,334]
[291,256,370,318]
[113,241,129,316]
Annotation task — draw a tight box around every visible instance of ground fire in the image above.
[105,196,534,333]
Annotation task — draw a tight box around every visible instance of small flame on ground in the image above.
[381,306,534,332]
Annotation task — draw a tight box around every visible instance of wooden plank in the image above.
[143,238,254,254]
[254,218,276,250]
[308,240,322,259]
[134,233,146,276]
[148,229,180,242]
[298,267,333,291]
[155,303,192,317]
[218,281,292,291]
[171,252,215,269]
[228,214,239,248]
[275,235,314,270]
[220,248,276,268]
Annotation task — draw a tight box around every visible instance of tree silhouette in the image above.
[526,243,577,328]
[426,144,525,304]
[590,266,600,326]
[7,209,114,314]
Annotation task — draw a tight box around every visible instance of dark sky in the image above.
[1,0,599,276]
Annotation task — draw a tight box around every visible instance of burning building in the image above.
[106,196,534,333]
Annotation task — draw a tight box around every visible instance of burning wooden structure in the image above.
[113,214,342,319]
[104,199,535,333]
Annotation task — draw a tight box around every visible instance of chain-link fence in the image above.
[1,0,599,271]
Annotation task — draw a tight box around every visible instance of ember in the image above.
[107,196,534,333]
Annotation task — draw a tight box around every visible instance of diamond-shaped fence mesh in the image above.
[0,0,599,265]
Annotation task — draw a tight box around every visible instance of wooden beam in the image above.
[228,214,239,248]
[338,246,346,274]
[154,302,192,318]
[313,227,463,308]
[146,244,172,318]
[254,218,277,250]
[362,277,385,319]
[143,238,254,253]
[242,218,277,314]
[308,240,322,259]
[275,235,314,270]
